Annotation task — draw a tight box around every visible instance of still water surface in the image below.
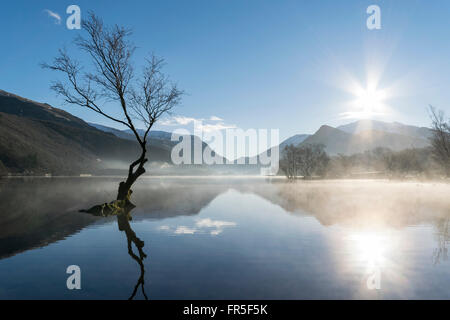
[0,177,448,299]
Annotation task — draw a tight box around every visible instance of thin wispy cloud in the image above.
[160,116,197,126]
[198,123,236,133]
[159,115,236,133]
[160,115,225,126]
[44,9,61,25]
[158,114,242,158]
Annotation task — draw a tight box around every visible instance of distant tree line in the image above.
[279,144,329,179]
[281,144,447,180]
[326,147,437,179]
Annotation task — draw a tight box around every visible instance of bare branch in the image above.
[129,54,183,143]
[41,48,131,128]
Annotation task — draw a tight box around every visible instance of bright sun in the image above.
[340,74,392,120]
[343,83,389,120]
[355,87,386,117]
[350,232,386,263]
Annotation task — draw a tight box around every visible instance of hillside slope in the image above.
[0,112,96,173]
[0,90,171,175]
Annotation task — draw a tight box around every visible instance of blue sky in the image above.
[0,0,449,142]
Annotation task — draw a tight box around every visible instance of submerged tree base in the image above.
[79,188,135,217]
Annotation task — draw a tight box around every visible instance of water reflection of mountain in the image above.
[0,178,230,260]
[130,179,230,220]
[242,181,450,229]
[244,181,450,264]
[1,178,449,261]
[0,178,102,259]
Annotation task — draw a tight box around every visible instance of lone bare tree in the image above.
[428,106,450,176]
[43,13,183,201]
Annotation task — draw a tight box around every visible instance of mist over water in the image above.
[0,177,448,299]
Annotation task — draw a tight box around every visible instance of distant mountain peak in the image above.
[337,119,432,140]
[313,125,349,137]
[317,124,337,131]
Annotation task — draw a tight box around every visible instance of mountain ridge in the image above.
[337,119,432,140]
[0,90,171,174]
[300,123,430,155]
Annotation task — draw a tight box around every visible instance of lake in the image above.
[0,177,449,300]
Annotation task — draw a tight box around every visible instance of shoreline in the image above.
[1,175,449,184]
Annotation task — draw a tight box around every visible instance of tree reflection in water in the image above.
[433,217,449,265]
[80,191,148,300]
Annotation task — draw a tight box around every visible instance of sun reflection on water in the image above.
[345,231,392,293]
[348,232,387,267]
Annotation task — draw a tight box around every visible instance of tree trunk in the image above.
[117,146,148,201]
